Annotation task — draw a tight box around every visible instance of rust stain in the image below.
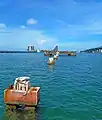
[4,87,40,106]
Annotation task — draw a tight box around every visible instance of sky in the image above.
[0,0,102,51]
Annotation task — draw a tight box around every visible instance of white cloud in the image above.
[27,18,37,25]
[0,23,6,29]
[20,25,26,28]
[0,28,58,50]
[40,39,46,44]
[54,19,102,39]
[56,20,66,24]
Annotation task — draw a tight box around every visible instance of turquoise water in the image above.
[0,53,102,120]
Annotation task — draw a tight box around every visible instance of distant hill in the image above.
[80,46,102,53]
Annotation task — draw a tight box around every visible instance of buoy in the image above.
[4,77,40,109]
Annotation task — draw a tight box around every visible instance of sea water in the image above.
[0,53,102,120]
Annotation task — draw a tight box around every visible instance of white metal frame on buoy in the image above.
[14,77,30,92]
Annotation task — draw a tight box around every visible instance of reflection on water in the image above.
[47,64,55,72]
[2,106,37,120]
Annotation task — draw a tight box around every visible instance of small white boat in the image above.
[47,57,55,65]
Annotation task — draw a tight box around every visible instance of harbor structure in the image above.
[44,46,58,56]
[43,45,77,56]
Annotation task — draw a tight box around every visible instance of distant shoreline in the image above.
[0,51,38,53]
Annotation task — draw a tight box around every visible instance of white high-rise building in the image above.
[27,45,35,51]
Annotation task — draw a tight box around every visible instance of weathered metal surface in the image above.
[4,87,40,106]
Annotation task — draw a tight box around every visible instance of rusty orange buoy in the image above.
[4,77,40,108]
